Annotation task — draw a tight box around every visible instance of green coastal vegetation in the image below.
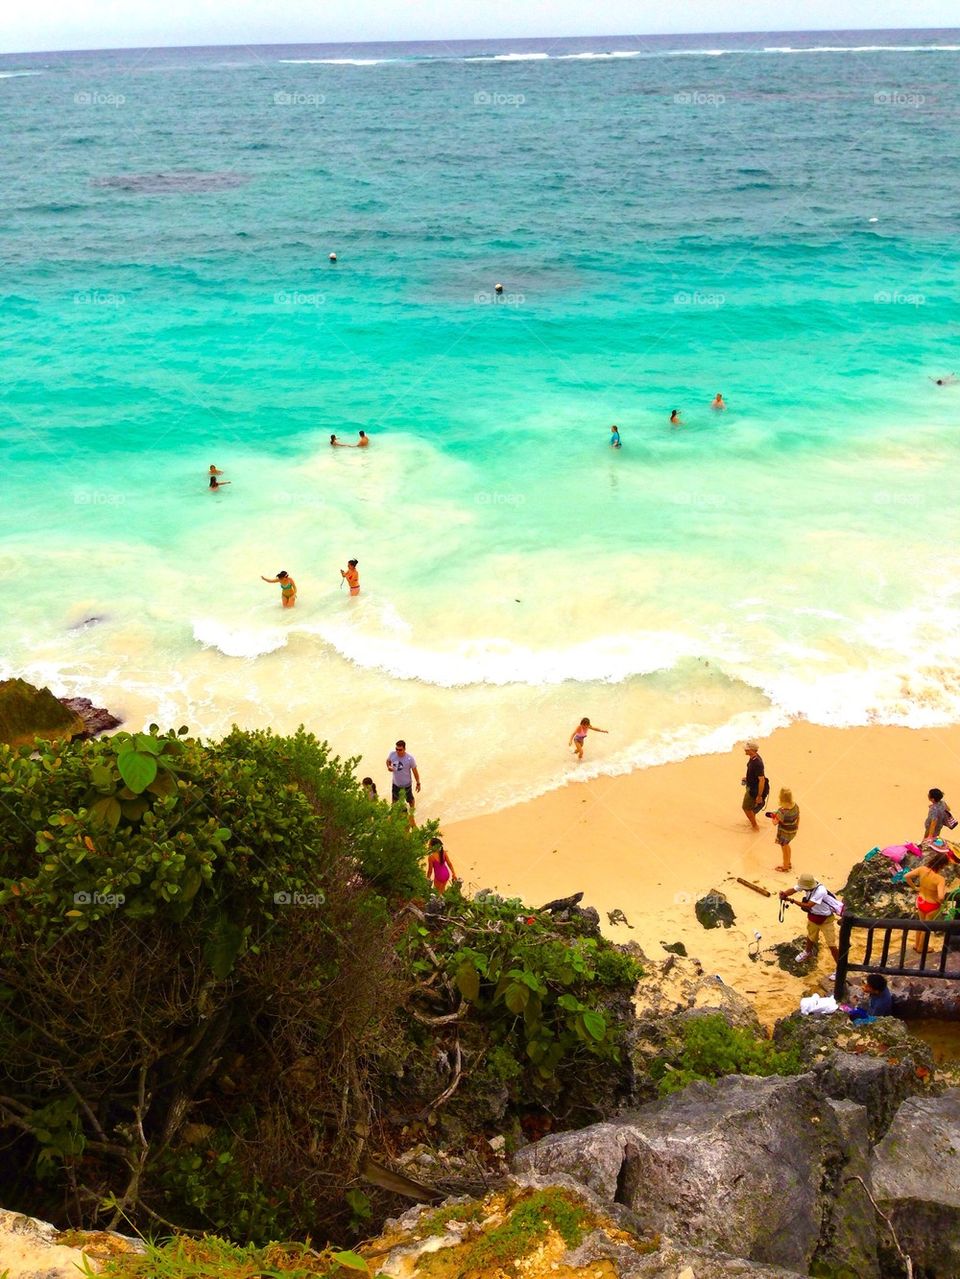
[0,719,640,1248]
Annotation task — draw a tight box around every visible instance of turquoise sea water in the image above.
[1,31,959,817]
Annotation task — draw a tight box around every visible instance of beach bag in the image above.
[753,776,771,813]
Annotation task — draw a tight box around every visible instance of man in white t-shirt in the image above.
[780,872,842,972]
[386,739,421,810]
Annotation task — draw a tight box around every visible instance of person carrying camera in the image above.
[780,872,843,973]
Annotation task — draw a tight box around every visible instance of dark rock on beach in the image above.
[695,889,736,929]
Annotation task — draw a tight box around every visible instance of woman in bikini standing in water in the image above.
[261,570,297,608]
[426,838,457,894]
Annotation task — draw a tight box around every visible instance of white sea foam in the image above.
[193,618,289,658]
[555,51,643,60]
[0,70,44,78]
[464,52,551,62]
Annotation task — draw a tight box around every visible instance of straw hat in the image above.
[797,873,817,889]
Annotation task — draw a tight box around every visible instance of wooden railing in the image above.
[834,913,960,999]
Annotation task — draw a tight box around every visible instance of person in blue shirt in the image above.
[609,424,621,448]
[860,973,894,1017]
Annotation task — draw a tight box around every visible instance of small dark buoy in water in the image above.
[329,252,337,262]
[494,282,503,295]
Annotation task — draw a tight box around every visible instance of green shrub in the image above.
[651,1014,803,1095]
[0,725,428,1241]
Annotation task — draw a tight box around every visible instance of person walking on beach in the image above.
[341,559,360,596]
[741,739,768,830]
[922,787,952,844]
[779,873,842,971]
[670,409,683,428]
[261,570,297,608]
[569,717,608,760]
[711,393,726,411]
[610,424,622,448]
[426,837,457,894]
[386,739,420,809]
[770,786,799,872]
[905,849,950,952]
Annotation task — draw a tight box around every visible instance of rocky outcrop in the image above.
[369,1175,808,1278]
[0,678,84,747]
[0,679,120,748]
[58,696,122,738]
[695,889,736,929]
[513,1073,865,1274]
[773,1011,935,1141]
[0,1208,142,1279]
[871,1090,960,1278]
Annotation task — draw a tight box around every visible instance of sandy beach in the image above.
[445,721,960,1025]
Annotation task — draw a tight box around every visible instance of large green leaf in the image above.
[503,982,529,1015]
[331,1252,369,1274]
[117,750,158,794]
[581,1009,607,1042]
[455,960,480,1002]
[203,916,245,979]
[88,795,122,830]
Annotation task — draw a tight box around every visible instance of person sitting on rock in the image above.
[857,973,894,1018]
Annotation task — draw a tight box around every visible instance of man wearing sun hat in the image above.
[780,873,844,971]
[740,738,768,831]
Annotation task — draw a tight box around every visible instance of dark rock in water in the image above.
[68,614,107,630]
[0,678,84,747]
[871,1090,960,1278]
[661,941,688,957]
[59,697,122,738]
[92,171,251,194]
[695,890,736,929]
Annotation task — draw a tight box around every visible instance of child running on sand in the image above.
[426,838,457,894]
[569,717,608,760]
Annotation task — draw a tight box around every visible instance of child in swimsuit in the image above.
[426,838,456,894]
[569,717,608,760]
[261,570,297,608]
[670,409,683,427]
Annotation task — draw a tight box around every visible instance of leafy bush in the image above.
[399,887,641,1119]
[0,725,428,1241]
[651,1014,803,1095]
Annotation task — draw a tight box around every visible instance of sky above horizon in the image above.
[0,0,955,56]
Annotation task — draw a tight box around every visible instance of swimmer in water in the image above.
[670,409,683,428]
[330,434,348,447]
[711,393,726,410]
[341,559,360,596]
[569,716,608,760]
[357,430,370,447]
[209,474,230,489]
[930,374,958,386]
[261,570,297,608]
[610,424,622,448]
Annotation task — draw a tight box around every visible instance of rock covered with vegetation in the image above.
[0,678,86,747]
[0,724,640,1244]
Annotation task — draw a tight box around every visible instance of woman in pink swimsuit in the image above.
[426,838,457,894]
[569,717,608,760]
